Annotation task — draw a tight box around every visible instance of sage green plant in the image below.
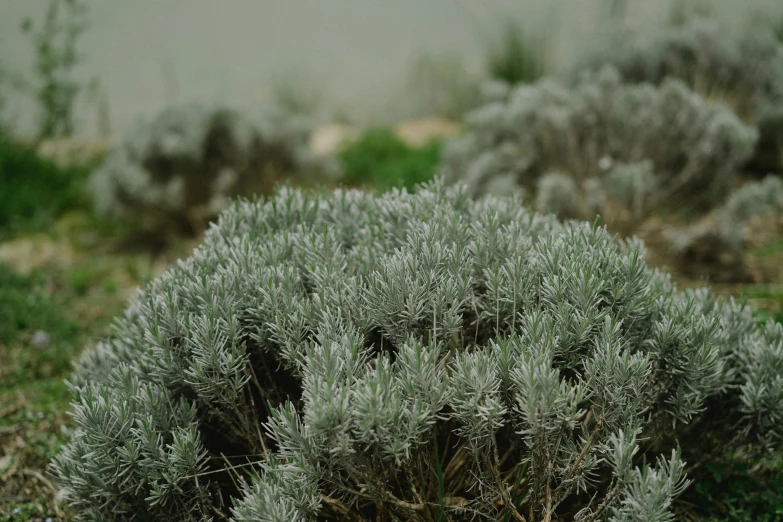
[441,66,757,222]
[53,180,783,521]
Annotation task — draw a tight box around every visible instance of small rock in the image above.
[310,123,360,155]
[394,116,461,148]
[30,330,51,350]
[36,137,110,167]
[0,236,75,274]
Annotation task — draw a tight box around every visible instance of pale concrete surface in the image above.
[1,0,780,139]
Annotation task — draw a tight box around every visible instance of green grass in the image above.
[0,263,82,520]
[0,135,92,240]
[683,458,783,521]
[484,21,548,86]
[0,264,82,389]
[338,128,442,192]
[0,253,147,520]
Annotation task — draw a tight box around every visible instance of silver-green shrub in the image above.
[535,171,580,219]
[90,102,336,232]
[606,161,656,222]
[440,67,757,223]
[52,180,783,521]
[672,175,783,273]
[578,18,783,171]
[719,175,783,239]
[578,19,783,119]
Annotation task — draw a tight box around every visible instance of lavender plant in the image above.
[578,18,783,121]
[535,171,580,219]
[578,18,783,171]
[440,66,757,223]
[674,175,783,265]
[606,161,656,225]
[52,180,783,521]
[90,102,336,233]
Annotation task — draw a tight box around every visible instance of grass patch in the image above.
[683,458,783,521]
[338,128,442,191]
[485,21,548,85]
[748,238,783,260]
[738,284,783,324]
[0,264,81,390]
[0,135,91,240]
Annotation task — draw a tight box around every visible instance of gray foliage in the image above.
[671,175,783,276]
[577,18,783,172]
[577,18,783,120]
[719,175,783,243]
[535,171,580,219]
[440,66,757,222]
[53,180,783,521]
[606,161,657,224]
[90,103,337,232]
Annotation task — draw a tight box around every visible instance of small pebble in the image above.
[17,439,26,449]
[598,155,613,171]
[37,411,45,419]
[12,507,20,514]
[30,330,51,349]
[46,518,53,522]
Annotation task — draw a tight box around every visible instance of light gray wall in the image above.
[1,0,780,139]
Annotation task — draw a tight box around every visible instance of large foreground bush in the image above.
[440,67,756,225]
[53,180,783,521]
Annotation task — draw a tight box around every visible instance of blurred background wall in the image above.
[2,0,782,139]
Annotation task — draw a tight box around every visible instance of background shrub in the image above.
[577,18,783,173]
[535,171,580,219]
[671,176,783,282]
[53,180,783,521]
[90,102,337,234]
[440,66,757,223]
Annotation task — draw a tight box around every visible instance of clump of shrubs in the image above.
[53,180,783,521]
[672,176,783,281]
[440,66,757,224]
[90,102,336,233]
[535,171,580,219]
[577,18,783,172]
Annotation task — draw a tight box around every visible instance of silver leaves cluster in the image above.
[441,65,757,222]
[53,180,783,521]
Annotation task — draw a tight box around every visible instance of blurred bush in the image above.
[577,18,783,173]
[441,66,757,226]
[672,176,783,282]
[90,103,337,235]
